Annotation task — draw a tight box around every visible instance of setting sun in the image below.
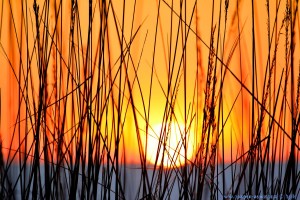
[144,122,195,168]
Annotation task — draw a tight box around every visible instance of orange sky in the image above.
[0,0,299,166]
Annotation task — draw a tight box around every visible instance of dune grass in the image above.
[0,0,299,199]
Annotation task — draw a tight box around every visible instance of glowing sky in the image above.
[0,0,299,166]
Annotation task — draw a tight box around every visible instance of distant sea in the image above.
[4,162,299,199]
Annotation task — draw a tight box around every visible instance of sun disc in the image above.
[144,122,195,168]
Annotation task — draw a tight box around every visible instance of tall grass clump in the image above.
[0,0,299,199]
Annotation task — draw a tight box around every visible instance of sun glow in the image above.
[145,122,195,168]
